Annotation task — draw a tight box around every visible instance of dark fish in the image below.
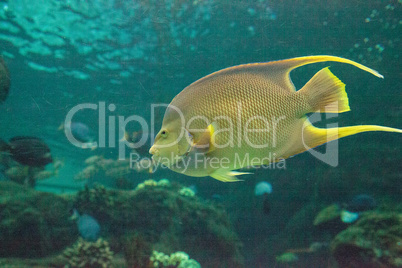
[0,57,10,103]
[8,136,52,167]
[346,194,376,213]
[262,193,271,215]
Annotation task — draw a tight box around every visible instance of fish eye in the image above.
[161,130,168,138]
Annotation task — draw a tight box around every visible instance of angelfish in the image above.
[149,56,401,182]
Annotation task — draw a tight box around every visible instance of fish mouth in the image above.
[149,146,159,156]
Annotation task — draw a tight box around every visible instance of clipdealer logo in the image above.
[64,101,340,169]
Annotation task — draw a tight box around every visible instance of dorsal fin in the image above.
[188,55,383,92]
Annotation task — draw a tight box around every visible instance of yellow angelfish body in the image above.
[150,55,401,182]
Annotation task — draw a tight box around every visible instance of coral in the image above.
[178,187,195,197]
[123,232,152,268]
[157,179,170,187]
[73,184,115,217]
[177,259,202,268]
[0,179,242,267]
[119,182,243,267]
[135,179,196,198]
[135,179,158,189]
[0,181,75,257]
[149,250,200,268]
[149,251,170,267]
[75,155,152,182]
[331,212,402,267]
[75,165,98,181]
[62,238,114,268]
[135,179,170,190]
[4,164,59,187]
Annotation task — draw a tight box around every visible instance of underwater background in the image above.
[0,0,400,267]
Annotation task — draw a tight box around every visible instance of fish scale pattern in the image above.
[169,70,307,164]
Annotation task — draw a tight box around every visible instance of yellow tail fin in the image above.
[299,67,350,113]
[304,124,402,150]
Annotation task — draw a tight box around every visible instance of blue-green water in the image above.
[0,0,400,267]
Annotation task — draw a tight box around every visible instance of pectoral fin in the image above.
[192,122,217,154]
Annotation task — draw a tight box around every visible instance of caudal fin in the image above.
[304,124,402,150]
[298,67,350,113]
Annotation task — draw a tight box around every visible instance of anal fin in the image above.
[209,169,251,182]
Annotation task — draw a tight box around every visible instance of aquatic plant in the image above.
[313,204,342,226]
[62,238,114,268]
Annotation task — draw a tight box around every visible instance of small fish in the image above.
[0,56,10,103]
[254,182,272,215]
[341,194,377,223]
[149,56,402,182]
[71,209,101,242]
[346,194,376,213]
[340,210,359,223]
[5,136,52,167]
[254,181,272,196]
[60,122,97,149]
